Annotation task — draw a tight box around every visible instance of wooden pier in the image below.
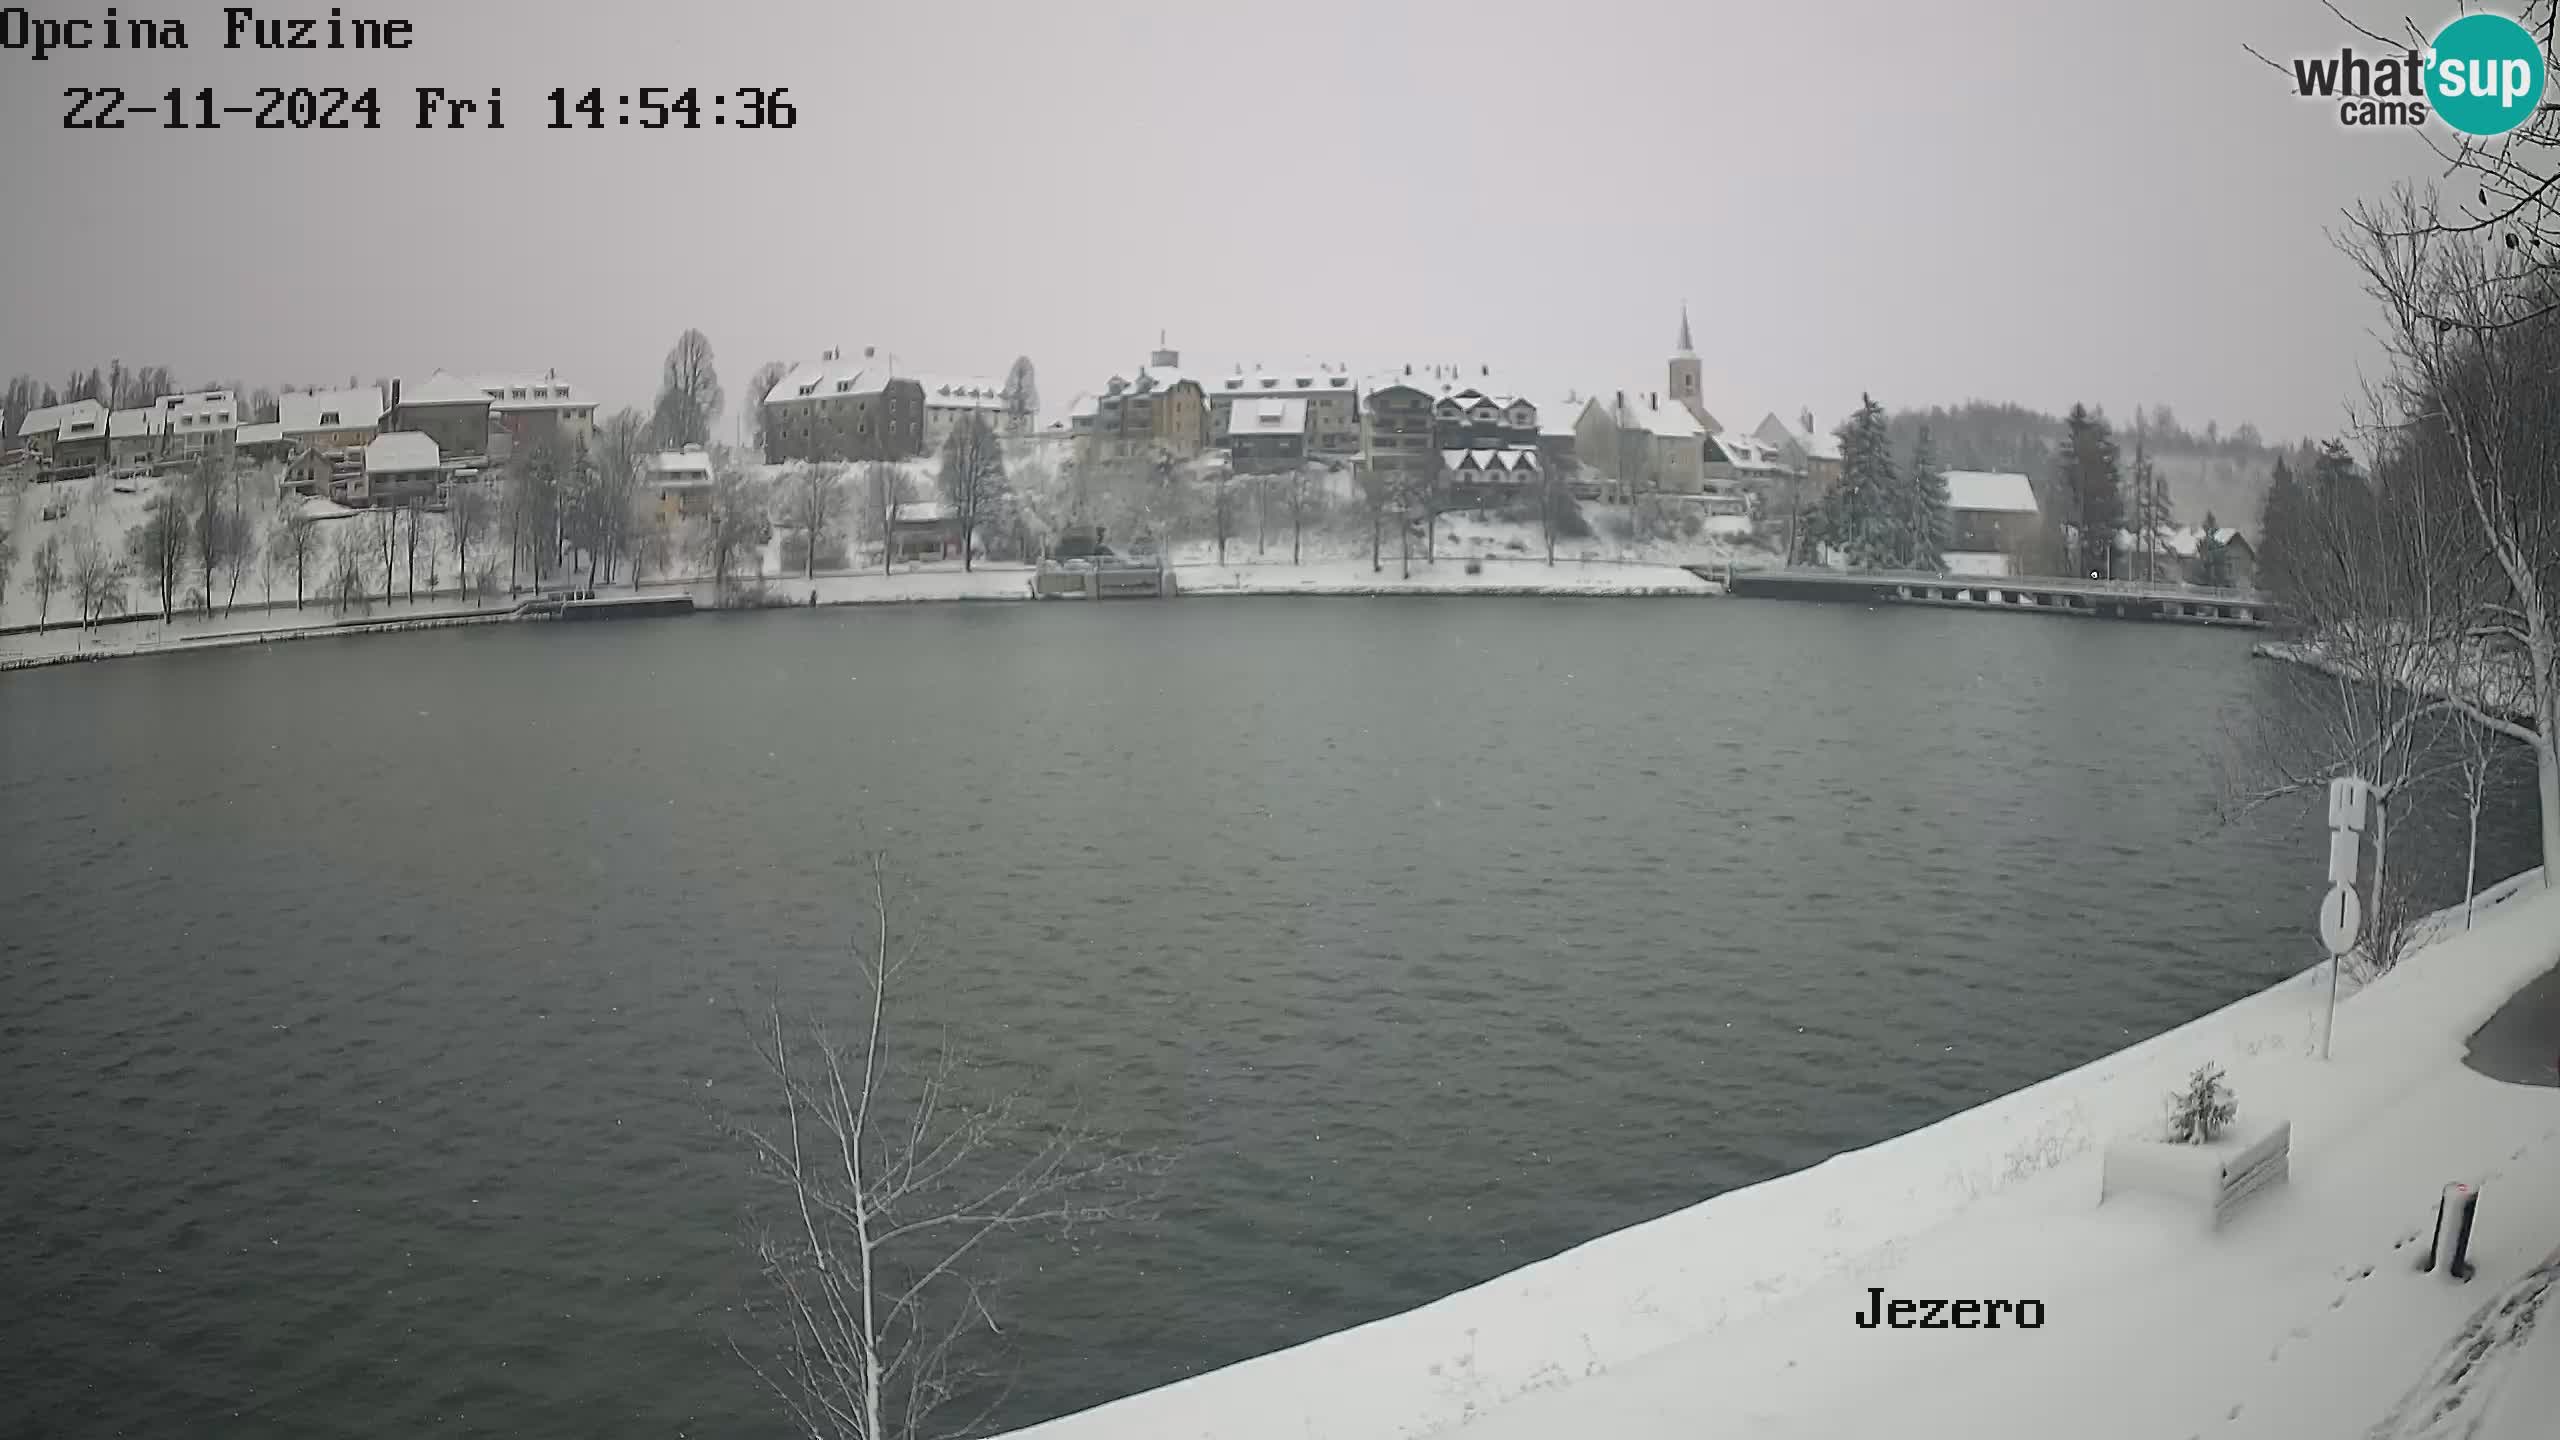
[1706,568,2277,628]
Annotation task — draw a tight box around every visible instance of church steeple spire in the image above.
[1677,302,1694,355]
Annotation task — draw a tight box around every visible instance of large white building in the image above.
[158,390,238,456]
[1207,365,1363,454]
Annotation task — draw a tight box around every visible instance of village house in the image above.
[46,399,110,470]
[1440,447,1543,508]
[1537,399,1587,490]
[108,406,165,469]
[1222,395,1310,474]
[762,348,927,464]
[285,444,365,502]
[2119,524,2258,590]
[1208,365,1362,455]
[386,373,494,461]
[158,390,239,458]
[1580,389,1707,499]
[475,373,594,459]
[358,432,443,507]
[232,421,289,465]
[1076,343,1209,463]
[918,376,1009,453]
[1755,410,1844,493]
[1942,470,2043,575]
[890,500,965,562]
[279,386,385,452]
[1359,376,1438,482]
[643,447,715,526]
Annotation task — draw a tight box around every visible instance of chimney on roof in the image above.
[390,378,402,413]
[1481,364,1489,377]
[1651,393,1659,410]
[1801,407,1814,435]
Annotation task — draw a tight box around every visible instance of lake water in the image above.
[0,599,2537,1437]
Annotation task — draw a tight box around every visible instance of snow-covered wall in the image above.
[996,869,2554,1440]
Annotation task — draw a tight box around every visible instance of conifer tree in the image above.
[2255,453,2306,600]
[2123,418,2176,582]
[2054,403,2124,577]
[1807,394,1899,568]
[1902,424,1952,571]
[2195,509,2234,588]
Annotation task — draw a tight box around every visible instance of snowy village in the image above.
[5,3,2560,1440]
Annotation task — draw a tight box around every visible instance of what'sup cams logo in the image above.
[2284,11,2550,134]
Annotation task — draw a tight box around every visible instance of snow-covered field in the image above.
[996,870,2560,1440]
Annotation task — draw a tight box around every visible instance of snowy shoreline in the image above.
[991,866,2560,1440]
[0,561,1720,671]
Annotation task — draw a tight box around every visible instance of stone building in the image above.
[761,348,928,464]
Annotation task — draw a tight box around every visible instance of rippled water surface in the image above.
[1,599,2535,1437]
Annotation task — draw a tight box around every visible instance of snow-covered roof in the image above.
[768,354,902,407]
[2127,524,2245,557]
[1439,447,1540,471]
[366,431,441,472]
[17,401,79,438]
[158,390,236,424]
[234,421,286,448]
[1943,470,2039,515]
[893,500,954,524]
[1757,412,1843,463]
[51,399,108,439]
[397,371,492,407]
[279,387,385,435]
[1212,366,1361,399]
[472,374,582,412]
[1714,431,1790,474]
[1616,391,1704,439]
[644,449,713,483]
[917,376,1004,410]
[297,494,362,522]
[1223,396,1308,437]
[1542,397,1598,436]
[109,407,164,440]
[1064,391,1099,420]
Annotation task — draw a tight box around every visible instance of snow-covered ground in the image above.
[1173,556,1712,597]
[997,870,2560,1440]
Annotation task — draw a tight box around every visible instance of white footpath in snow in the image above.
[995,872,2560,1440]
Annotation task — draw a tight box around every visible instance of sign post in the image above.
[2319,776,2371,1061]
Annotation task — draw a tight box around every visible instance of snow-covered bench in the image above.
[2100,1117,2291,1228]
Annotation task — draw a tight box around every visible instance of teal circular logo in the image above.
[2432,13,2548,137]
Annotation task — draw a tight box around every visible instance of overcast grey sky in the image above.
[0,0,2451,440]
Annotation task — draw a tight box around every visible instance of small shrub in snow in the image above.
[1464,558,1483,575]
[2163,1063,2238,1144]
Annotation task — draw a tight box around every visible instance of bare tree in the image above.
[723,854,1170,1440]
[30,533,62,625]
[448,484,492,601]
[1000,357,1038,437]
[696,469,771,599]
[936,420,1007,573]
[2341,187,2560,881]
[0,509,15,605]
[864,462,908,576]
[655,329,726,450]
[69,529,129,627]
[126,492,186,620]
[786,463,849,580]
[1288,463,1313,567]
[595,409,654,586]
[326,524,372,614]
[747,362,790,456]
[276,508,318,610]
